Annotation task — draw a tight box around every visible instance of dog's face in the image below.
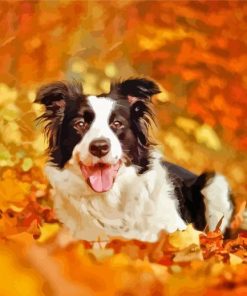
[35,78,160,193]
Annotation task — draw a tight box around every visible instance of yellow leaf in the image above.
[229,254,243,265]
[37,223,60,243]
[168,224,202,250]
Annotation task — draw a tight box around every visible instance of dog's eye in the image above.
[74,119,87,131]
[111,120,123,129]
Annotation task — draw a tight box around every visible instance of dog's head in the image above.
[35,78,160,193]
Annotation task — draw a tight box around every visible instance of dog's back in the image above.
[163,161,233,233]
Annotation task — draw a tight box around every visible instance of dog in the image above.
[35,77,234,242]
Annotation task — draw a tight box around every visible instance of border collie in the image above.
[35,78,233,242]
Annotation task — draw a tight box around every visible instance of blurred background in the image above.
[0,0,246,204]
[0,1,247,295]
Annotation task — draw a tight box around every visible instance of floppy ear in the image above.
[112,77,161,102]
[35,81,72,111]
[35,81,70,151]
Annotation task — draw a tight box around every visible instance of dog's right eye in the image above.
[73,119,88,131]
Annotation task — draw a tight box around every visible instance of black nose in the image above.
[89,138,110,158]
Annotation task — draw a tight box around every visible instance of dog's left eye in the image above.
[111,120,123,129]
[74,119,87,131]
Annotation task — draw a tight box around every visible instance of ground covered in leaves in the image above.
[0,168,246,296]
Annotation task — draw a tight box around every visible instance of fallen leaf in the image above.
[173,243,203,263]
[229,253,243,265]
[168,224,202,250]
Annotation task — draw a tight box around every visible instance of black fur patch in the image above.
[163,161,215,231]
[165,163,233,234]
[35,80,90,167]
[108,78,160,173]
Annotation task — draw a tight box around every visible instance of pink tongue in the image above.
[81,163,119,192]
[89,166,113,192]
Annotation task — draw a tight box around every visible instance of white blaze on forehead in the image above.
[88,96,115,128]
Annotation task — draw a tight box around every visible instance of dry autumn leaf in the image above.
[168,224,202,250]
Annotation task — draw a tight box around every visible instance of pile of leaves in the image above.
[0,168,246,296]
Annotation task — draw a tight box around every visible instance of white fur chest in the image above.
[45,156,186,242]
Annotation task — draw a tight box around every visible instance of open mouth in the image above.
[80,161,121,193]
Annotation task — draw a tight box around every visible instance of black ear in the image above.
[35,80,83,125]
[34,81,69,111]
[112,77,161,100]
[34,82,68,151]
[35,80,82,108]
